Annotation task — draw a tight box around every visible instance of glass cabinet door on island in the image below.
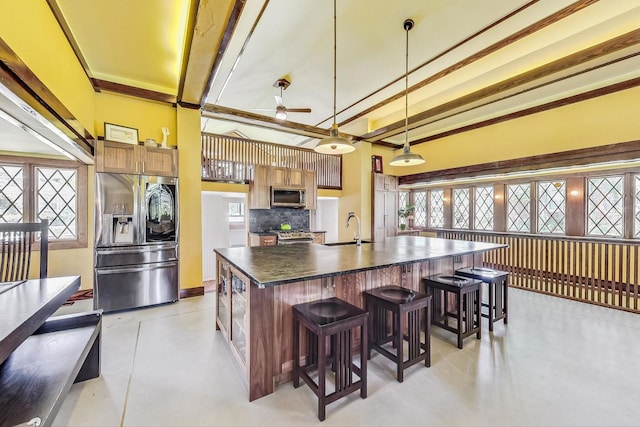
[215,256,248,366]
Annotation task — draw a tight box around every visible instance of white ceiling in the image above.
[2,0,640,159]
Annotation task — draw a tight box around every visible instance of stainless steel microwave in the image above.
[271,187,306,208]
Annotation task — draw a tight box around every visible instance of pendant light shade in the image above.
[314,0,355,155]
[390,18,425,167]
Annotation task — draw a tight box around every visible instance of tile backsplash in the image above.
[249,208,309,232]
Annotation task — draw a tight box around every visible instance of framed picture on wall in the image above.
[104,123,139,145]
[372,155,383,173]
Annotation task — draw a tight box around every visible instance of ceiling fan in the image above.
[254,78,312,121]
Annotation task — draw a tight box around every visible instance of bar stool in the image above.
[422,275,482,349]
[363,286,431,382]
[455,267,508,331]
[292,297,368,421]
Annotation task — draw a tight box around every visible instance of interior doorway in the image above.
[201,191,247,282]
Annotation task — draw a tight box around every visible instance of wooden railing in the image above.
[201,133,342,189]
[437,229,640,314]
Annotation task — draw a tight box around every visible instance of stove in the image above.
[276,230,314,244]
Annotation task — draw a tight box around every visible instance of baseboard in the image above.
[180,286,205,299]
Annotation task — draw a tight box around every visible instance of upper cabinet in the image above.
[249,165,270,209]
[96,140,178,177]
[271,167,304,188]
[248,165,317,209]
[304,170,317,210]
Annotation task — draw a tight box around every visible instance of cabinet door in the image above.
[304,170,317,209]
[216,258,231,336]
[385,191,398,237]
[230,267,248,364]
[312,232,325,244]
[96,140,137,173]
[289,169,304,187]
[141,146,178,176]
[261,236,277,246]
[271,167,288,187]
[249,165,270,209]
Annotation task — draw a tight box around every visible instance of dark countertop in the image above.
[215,235,506,288]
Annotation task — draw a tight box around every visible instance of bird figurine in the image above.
[161,127,170,148]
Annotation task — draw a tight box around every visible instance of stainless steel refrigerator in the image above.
[94,172,179,312]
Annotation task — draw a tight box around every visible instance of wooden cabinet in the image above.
[249,233,277,246]
[304,170,317,209]
[96,140,178,176]
[271,167,304,187]
[216,257,248,365]
[312,232,325,244]
[372,173,398,242]
[249,165,270,209]
[248,166,318,210]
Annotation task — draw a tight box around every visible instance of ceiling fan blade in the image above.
[286,108,312,113]
[274,95,283,107]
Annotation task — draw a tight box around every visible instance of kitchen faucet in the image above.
[346,211,362,246]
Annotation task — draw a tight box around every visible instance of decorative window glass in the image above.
[413,191,426,227]
[474,186,493,230]
[635,176,640,238]
[537,181,566,234]
[453,188,470,229]
[0,157,87,248]
[0,165,24,223]
[429,190,444,228]
[587,176,623,237]
[36,167,78,240]
[507,183,531,232]
[399,191,409,227]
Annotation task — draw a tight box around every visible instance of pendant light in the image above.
[389,19,425,167]
[314,0,355,154]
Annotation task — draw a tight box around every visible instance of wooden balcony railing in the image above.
[437,229,640,314]
[201,133,342,189]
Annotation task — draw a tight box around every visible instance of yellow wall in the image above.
[0,1,95,136]
[388,85,640,177]
[94,92,177,144]
[338,143,373,241]
[177,106,203,288]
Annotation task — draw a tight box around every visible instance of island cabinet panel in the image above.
[271,278,333,385]
[248,282,274,402]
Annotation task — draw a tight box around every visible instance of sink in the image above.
[307,301,350,318]
[324,240,373,246]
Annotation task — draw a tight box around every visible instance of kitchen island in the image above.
[214,235,505,401]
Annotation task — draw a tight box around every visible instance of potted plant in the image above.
[398,204,415,231]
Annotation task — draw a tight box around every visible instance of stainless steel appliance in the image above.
[271,187,306,208]
[94,172,179,312]
[277,230,314,244]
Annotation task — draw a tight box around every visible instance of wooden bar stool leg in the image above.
[456,290,463,349]
[395,311,404,382]
[293,317,300,388]
[476,287,482,340]
[360,320,368,399]
[504,279,509,324]
[488,281,495,331]
[317,332,327,422]
[425,302,431,367]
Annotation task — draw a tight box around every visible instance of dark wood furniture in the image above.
[0,276,102,427]
[215,236,506,401]
[423,275,482,349]
[292,297,368,421]
[455,267,508,331]
[0,219,48,281]
[364,286,431,382]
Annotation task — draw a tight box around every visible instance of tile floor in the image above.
[52,288,640,426]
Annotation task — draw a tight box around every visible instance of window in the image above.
[228,201,245,223]
[474,186,493,230]
[538,180,565,234]
[0,156,87,248]
[413,191,426,227]
[399,191,409,227]
[429,189,444,228]
[453,188,470,229]
[507,183,531,232]
[587,176,623,237]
